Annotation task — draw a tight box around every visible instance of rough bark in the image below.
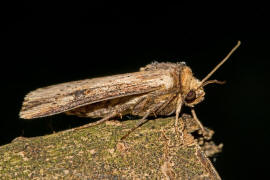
[0,114,222,179]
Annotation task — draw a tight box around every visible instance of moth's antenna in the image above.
[200,41,241,84]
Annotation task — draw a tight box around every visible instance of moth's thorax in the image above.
[180,66,205,107]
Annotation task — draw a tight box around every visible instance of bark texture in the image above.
[0,114,222,179]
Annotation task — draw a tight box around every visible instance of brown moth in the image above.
[20,41,240,138]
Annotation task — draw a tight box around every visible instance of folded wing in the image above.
[20,69,174,119]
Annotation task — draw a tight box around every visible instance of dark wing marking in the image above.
[20,69,174,119]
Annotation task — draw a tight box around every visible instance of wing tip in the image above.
[19,111,33,119]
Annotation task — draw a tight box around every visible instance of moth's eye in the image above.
[185,90,196,103]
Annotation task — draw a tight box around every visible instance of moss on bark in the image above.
[0,115,221,179]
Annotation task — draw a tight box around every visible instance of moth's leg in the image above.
[121,101,165,140]
[69,112,118,131]
[72,95,156,132]
[132,96,149,113]
[132,89,178,115]
[175,96,183,130]
[69,103,131,131]
[174,96,186,142]
[122,91,179,140]
[155,93,178,114]
[191,108,206,135]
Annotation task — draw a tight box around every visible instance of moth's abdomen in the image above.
[65,95,143,118]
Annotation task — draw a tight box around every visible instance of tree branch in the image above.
[0,114,222,179]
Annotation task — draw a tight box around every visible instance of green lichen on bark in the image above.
[0,115,221,179]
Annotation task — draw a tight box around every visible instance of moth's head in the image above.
[180,66,206,107]
[180,41,241,107]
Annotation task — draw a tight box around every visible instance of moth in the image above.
[20,41,240,138]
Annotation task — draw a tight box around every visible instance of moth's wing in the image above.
[20,70,174,119]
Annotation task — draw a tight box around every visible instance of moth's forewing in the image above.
[20,69,175,119]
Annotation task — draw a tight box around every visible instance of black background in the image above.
[1,1,269,179]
